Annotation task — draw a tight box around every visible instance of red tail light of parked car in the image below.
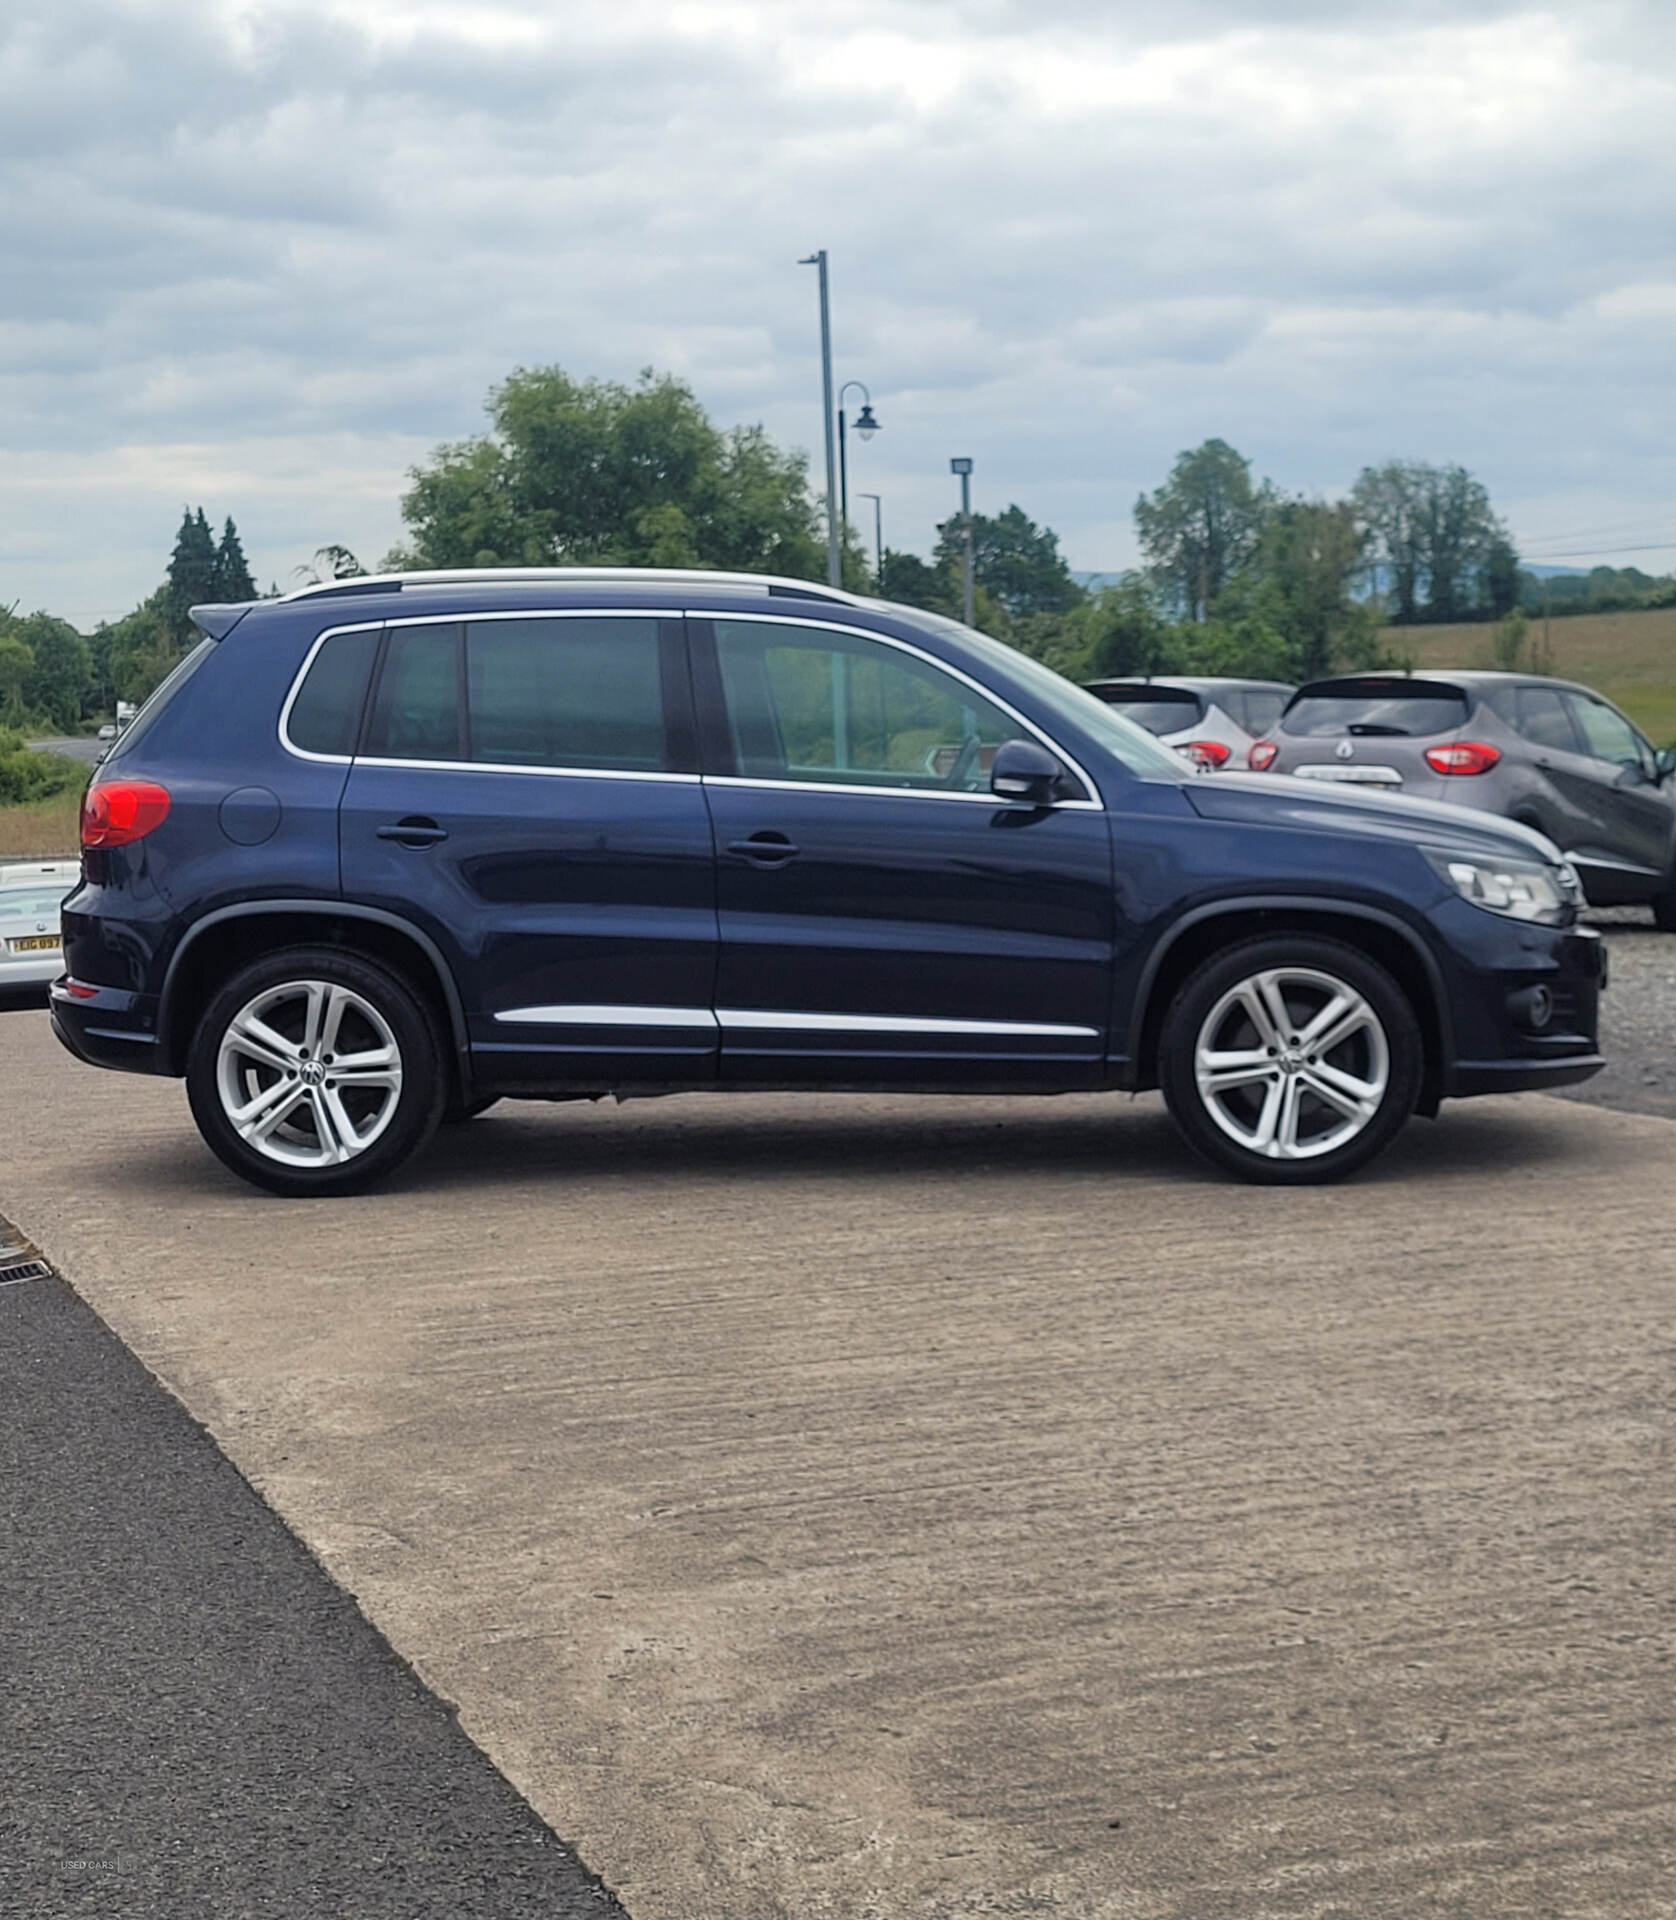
[81,780,172,848]
[1424,742,1501,776]
[1247,739,1279,771]
[1182,739,1231,769]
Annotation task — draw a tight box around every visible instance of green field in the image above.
[1385,605,1676,745]
[0,785,83,860]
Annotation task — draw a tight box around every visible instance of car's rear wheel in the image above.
[1159,935,1423,1184]
[186,947,446,1196]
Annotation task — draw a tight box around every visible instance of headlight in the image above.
[1426,850,1581,925]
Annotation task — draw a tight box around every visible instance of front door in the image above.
[339,610,718,1087]
[1556,690,1673,894]
[693,614,1116,1086]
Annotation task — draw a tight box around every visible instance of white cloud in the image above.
[2,0,1674,619]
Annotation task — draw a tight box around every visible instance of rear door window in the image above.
[364,623,464,762]
[1511,686,1580,754]
[1283,684,1469,738]
[466,617,665,771]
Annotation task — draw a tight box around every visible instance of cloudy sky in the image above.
[4,0,1674,624]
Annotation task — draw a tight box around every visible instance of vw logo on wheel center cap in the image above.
[300,1059,327,1087]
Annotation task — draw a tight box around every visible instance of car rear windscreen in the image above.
[1282,683,1469,738]
[1088,688,1205,734]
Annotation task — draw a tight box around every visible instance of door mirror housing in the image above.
[1656,746,1676,784]
[991,738,1065,806]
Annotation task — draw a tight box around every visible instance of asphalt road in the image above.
[25,736,104,768]
[0,1234,628,1920]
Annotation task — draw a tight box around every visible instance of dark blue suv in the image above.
[54,569,1606,1195]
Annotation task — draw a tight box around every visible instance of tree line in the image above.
[6,364,1672,737]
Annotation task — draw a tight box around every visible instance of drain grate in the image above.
[0,1222,53,1289]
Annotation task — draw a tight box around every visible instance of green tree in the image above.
[167,507,219,642]
[931,504,1086,618]
[390,366,825,579]
[14,612,93,731]
[1245,500,1378,681]
[877,549,958,617]
[104,588,180,704]
[1352,460,1512,623]
[1069,580,1182,680]
[215,517,256,600]
[0,633,33,718]
[1135,439,1275,623]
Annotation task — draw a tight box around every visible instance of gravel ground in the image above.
[1560,910,1676,1121]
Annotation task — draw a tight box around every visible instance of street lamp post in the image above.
[797,250,842,588]
[950,457,975,627]
[856,491,883,586]
[837,380,879,537]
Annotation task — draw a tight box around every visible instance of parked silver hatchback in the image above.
[1084,677,1293,771]
[1254,671,1676,923]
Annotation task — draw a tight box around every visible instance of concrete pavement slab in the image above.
[3,1008,1674,1918]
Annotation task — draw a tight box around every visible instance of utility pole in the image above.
[950,457,975,627]
[798,251,841,588]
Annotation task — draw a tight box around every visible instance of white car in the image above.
[1083,677,1294,770]
[0,860,80,989]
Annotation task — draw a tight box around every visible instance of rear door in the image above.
[1555,691,1673,889]
[694,613,1116,1087]
[339,610,719,1086]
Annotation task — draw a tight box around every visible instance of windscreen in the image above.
[1088,688,1205,735]
[1283,682,1469,739]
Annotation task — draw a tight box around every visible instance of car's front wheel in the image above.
[186,947,446,1196]
[1158,935,1423,1184]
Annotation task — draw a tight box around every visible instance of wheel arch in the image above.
[158,900,471,1091]
[1126,897,1451,1115]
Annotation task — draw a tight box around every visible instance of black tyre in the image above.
[185,946,446,1197]
[1158,935,1424,1185]
[1652,879,1676,933]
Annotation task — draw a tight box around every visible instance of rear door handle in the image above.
[377,817,448,847]
[727,832,800,865]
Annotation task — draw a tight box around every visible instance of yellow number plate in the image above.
[10,935,61,952]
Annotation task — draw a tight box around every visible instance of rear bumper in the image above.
[49,978,165,1076]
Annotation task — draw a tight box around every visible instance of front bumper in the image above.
[49,977,164,1076]
[1440,921,1606,1099]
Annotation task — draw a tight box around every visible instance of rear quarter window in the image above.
[1283,687,1469,738]
[286,627,381,757]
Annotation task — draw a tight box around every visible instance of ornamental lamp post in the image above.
[837,381,880,537]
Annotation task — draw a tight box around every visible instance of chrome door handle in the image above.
[377,817,448,847]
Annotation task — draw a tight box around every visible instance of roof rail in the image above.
[279,567,866,606]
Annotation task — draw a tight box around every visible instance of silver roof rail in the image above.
[279,567,867,606]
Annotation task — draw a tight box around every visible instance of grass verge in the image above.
[1384,605,1676,744]
[0,786,83,860]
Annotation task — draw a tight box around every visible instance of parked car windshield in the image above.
[1087,688,1205,734]
[1283,682,1470,739]
[895,610,1189,780]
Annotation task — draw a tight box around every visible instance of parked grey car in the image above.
[1254,672,1676,923]
[1084,677,1293,770]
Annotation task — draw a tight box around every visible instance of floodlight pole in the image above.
[798,250,842,588]
[950,457,975,626]
[857,491,883,585]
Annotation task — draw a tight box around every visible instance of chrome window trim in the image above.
[493,1004,1099,1039]
[278,607,685,776]
[697,609,1105,810]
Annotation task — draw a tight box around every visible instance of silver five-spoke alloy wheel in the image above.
[1193,965,1390,1161]
[215,979,404,1170]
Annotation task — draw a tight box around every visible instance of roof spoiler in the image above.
[189,602,253,640]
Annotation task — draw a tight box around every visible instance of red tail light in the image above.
[1424,741,1501,776]
[1181,738,1231,769]
[1247,739,1279,771]
[81,780,172,848]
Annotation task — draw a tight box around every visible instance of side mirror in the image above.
[1657,747,1676,784]
[990,738,1065,806]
